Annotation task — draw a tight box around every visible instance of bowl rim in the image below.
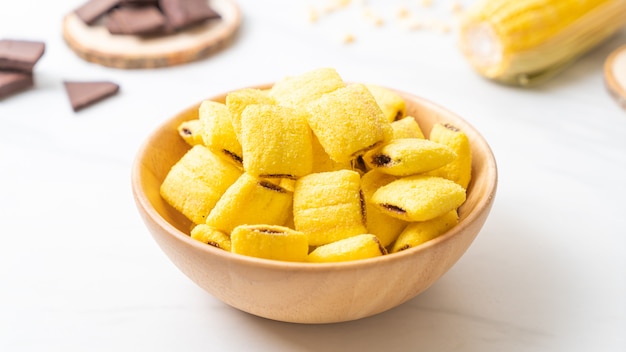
[131,85,498,271]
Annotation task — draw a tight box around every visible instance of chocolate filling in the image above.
[443,123,460,132]
[261,174,296,180]
[258,181,286,193]
[371,154,392,167]
[253,227,283,234]
[359,190,367,224]
[381,203,406,214]
[222,149,243,164]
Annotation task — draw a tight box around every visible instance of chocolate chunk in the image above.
[105,6,166,35]
[0,39,45,72]
[63,81,119,112]
[0,71,34,99]
[75,0,121,25]
[159,0,220,30]
[119,0,158,4]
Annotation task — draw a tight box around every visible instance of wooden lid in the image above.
[605,44,626,110]
[62,0,241,69]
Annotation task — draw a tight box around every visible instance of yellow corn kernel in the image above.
[459,0,626,85]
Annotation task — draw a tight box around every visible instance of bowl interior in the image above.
[131,85,498,323]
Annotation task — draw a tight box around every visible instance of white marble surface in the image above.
[1,1,625,351]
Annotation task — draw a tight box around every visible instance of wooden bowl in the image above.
[131,85,498,324]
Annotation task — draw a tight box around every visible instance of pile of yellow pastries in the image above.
[160,68,472,263]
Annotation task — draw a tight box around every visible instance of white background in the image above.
[1,1,625,351]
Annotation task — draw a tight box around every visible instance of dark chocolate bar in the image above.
[0,39,46,72]
[159,0,220,30]
[75,0,121,25]
[0,71,34,99]
[63,81,120,112]
[105,6,166,35]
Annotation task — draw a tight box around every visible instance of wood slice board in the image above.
[605,44,626,110]
[62,0,241,69]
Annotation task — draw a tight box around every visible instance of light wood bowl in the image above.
[131,85,498,324]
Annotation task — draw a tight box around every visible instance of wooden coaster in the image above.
[62,0,241,69]
[605,44,626,110]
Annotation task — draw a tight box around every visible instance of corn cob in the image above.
[459,0,626,85]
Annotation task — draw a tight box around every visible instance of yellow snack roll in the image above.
[160,145,243,224]
[372,175,466,222]
[226,88,275,139]
[240,104,313,179]
[198,100,243,165]
[206,172,293,234]
[177,119,205,146]
[269,67,345,108]
[390,116,425,139]
[390,210,459,253]
[366,84,406,122]
[363,138,457,177]
[190,224,232,251]
[293,169,367,246]
[426,123,472,189]
[306,83,393,163]
[308,234,387,263]
[231,225,309,262]
[360,170,406,247]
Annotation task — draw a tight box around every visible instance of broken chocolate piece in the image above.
[119,0,159,4]
[63,81,120,112]
[0,39,45,72]
[105,6,166,35]
[159,0,220,30]
[75,0,121,25]
[0,71,34,99]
